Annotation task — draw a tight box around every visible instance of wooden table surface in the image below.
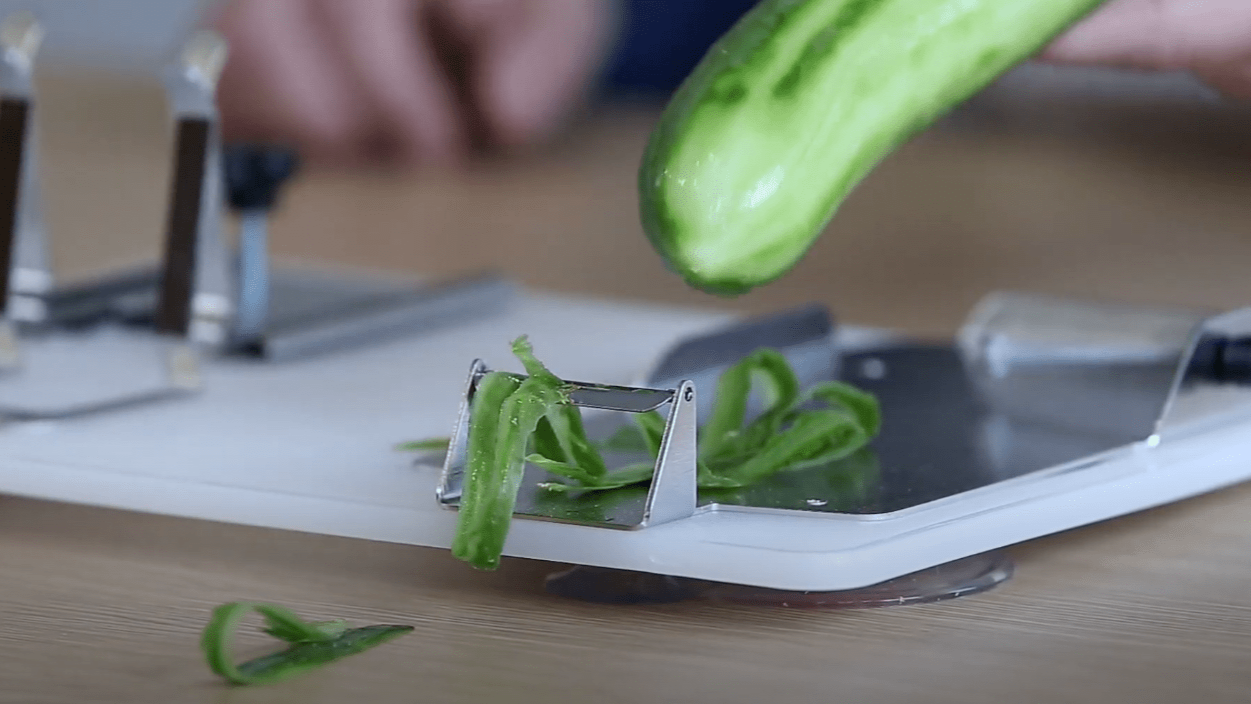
[4,71,1251,702]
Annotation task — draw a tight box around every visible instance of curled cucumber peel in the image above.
[201,602,413,686]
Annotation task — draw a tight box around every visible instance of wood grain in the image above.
[2,70,1251,702]
[4,483,1251,704]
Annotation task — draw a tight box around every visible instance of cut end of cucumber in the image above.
[673,244,797,297]
[640,168,820,297]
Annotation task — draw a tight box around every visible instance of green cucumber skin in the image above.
[639,0,1107,296]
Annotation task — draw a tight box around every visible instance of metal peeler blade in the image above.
[437,359,699,530]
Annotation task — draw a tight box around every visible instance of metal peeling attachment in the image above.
[437,359,699,530]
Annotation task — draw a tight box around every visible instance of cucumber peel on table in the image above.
[408,335,881,571]
[638,0,1107,295]
[201,602,413,686]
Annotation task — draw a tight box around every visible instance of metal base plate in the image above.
[37,263,513,362]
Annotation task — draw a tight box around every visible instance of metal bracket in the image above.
[436,359,698,530]
[157,28,233,349]
[0,26,217,420]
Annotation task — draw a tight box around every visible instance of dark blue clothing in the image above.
[601,0,760,94]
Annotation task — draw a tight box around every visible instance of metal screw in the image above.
[683,386,693,402]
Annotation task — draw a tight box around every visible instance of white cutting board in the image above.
[4,286,1251,592]
[0,288,732,544]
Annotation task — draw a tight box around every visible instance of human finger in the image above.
[1040,0,1251,71]
[446,0,618,149]
[312,0,467,166]
[214,0,371,164]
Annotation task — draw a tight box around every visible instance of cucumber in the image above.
[638,0,1106,296]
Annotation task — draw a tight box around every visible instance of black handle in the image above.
[222,144,299,211]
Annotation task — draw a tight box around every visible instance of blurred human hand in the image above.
[214,0,618,168]
[1042,0,1251,99]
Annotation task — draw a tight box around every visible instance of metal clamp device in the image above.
[0,14,513,422]
[0,18,211,420]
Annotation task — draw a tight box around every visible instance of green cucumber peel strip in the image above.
[201,602,413,686]
[538,347,880,493]
[451,336,581,570]
[405,336,880,570]
[395,438,449,453]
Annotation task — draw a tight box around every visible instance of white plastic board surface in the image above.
[0,290,728,543]
[2,288,1251,592]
